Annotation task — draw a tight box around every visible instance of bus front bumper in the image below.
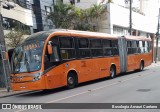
[11,80,46,91]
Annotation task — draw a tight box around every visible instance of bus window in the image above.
[12,41,44,73]
[132,41,138,54]
[142,41,145,47]
[90,39,102,48]
[44,37,60,70]
[111,40,119,55]
[103,39,112,56]
[136,41,139,47]
[78,38,89,48]
[103,39,111,47]
[49,46,60,62]
[143,41,148,53]
[59,37,75,60]
[147,41,151,52]
[78,38,90,58]
[139,41,144,53]
[59,37,73,48]
[46,37,60,62]
[90,39,103,57]
[111,40,118,47]
[127,41,132,54]
[103,48,112,56]
[127,41,132,47]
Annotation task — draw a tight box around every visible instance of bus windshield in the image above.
[12,41,44,73]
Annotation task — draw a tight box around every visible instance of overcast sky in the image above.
[113,0,160,17]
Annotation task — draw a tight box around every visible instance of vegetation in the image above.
[108,0,113,3]
[47,3,107,31]
[47,3,75,29]
[4,30,27,48]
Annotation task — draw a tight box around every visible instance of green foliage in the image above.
[4,30,26,48]
[48,3,107,31]
[47,3,75,29]
[108,0,113,3]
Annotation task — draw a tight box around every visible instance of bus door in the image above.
[118,36,127,73]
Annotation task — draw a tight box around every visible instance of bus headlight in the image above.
[33,72,42,81]
[33,75,41,81]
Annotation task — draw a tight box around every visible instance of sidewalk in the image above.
[148,61,160,68]
[0,89,31,98]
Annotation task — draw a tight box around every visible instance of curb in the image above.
[0,90,33,98]
[150,62,160,67]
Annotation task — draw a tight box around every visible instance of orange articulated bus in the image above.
[10,29,152,91]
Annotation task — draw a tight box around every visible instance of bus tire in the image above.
[139,61,144,71]
[110,65,116,79]
[67,72,76,89]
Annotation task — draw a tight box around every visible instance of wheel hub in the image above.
[68,77,74,84]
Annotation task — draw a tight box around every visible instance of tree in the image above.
[47,3,75,29]
[4,30,26,48]
[48,3,107,31]
[73,8,92,31]
[108,0,113,3]
[87,4,107,31]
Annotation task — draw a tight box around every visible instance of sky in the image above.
[113,0,160,17]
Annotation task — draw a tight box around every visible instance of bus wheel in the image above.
[140,61,144,71]
[110,66,116,79]
[67,72,76,89]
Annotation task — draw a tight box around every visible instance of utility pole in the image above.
[155,8,160,63]
[0,0,15,92]
[0,0,9,92]
[129,0,132,35]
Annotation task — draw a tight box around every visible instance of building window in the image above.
[113,25,129,36]
[13,0,31,9]
[70,0,75,5]
[45,6,52,15]
[77,0,80,3]
[2,17,30,34]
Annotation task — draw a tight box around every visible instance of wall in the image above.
[1,4,33,26]
[40,0,54,31]
[63,0,97,9]
[106,3,157,35]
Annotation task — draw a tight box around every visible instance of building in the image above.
[60,0,160,61]
[61,0,158,36]
[2,0,55,33]
[30,0,54,32]
[0,0,33,88]
[2,0,33,35]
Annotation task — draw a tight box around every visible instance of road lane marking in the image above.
[40,70,158,103]
[15,69,159,112]
[46,91,89,103]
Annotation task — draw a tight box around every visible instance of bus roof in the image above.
[49,29,118,39]
[124,35,151,41]
[23,29,151,43]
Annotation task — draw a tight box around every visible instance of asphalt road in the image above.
[0,65,160,112]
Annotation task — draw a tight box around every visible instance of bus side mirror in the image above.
[5,52,9,60]
[47,45,53,55]
[3,52,9,61]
